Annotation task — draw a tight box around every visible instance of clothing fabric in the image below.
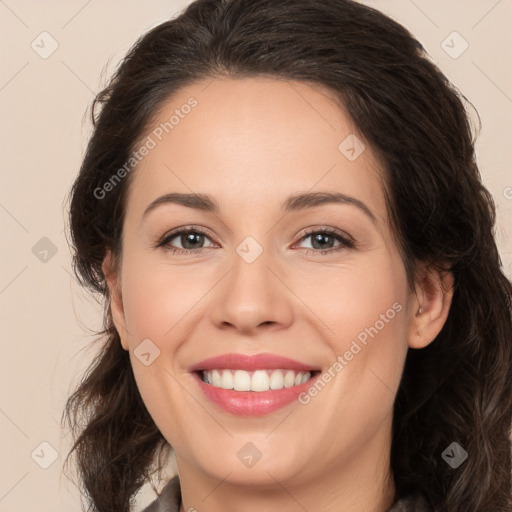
[141,475,433,512]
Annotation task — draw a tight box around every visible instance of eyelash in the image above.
[154,225,356,256]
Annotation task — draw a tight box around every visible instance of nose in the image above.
[210,245,294,335]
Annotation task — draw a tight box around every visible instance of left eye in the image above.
[295,229,354,252]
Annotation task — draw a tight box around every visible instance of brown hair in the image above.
[63,1,512,511]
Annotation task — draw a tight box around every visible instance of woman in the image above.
[63,1,512,511]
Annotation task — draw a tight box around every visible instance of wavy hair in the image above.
[63,1,512,511]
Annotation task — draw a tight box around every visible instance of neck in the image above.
[176,421,396,512]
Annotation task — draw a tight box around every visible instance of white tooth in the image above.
[221,370,234,389]
[251,370,270,392]
[301,371,311,384]
[269,370,284,390]
[233,369,251,391]
[205,369,312,390]
[211,369,222,387]
[284,370,296,388]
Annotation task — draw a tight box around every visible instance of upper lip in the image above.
[189,353,320,372]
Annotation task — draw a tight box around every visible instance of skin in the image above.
[103,77,453,512]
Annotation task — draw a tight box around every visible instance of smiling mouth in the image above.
[196,368,321,392]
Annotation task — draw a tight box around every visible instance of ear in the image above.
[102,249,129,351]
[408,262,454,349]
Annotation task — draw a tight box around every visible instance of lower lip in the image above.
[192,371,320,416]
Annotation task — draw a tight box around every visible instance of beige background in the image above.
[0,1,511,511]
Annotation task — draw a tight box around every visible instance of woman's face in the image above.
[106,77,430,494]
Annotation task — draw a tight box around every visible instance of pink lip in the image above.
[189,352,320,372]
[189,353,321,416]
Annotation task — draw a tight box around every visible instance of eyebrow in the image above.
[142,191,378,225]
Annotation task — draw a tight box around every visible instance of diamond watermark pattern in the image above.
[31,441,58,469]
[237,442,263,468]
[134,338,161,366]
[32,237,58,263]
[236,236,263,264]
[441,441,468,469]
[338,134,366,161]
[441,31,469,59]
[31,31,59,59]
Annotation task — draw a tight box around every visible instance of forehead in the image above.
[125,76,388,226]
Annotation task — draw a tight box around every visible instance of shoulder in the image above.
[386,492,433,512]
[140,476,181,512]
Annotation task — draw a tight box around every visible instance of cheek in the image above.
[118,255,214,438]
[301,252,409,400]
[120,256,209,344]
[294,254,407,349]
[294,260,409,444]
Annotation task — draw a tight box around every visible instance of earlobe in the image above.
[408,264,454,349]
[102,249,129,351]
